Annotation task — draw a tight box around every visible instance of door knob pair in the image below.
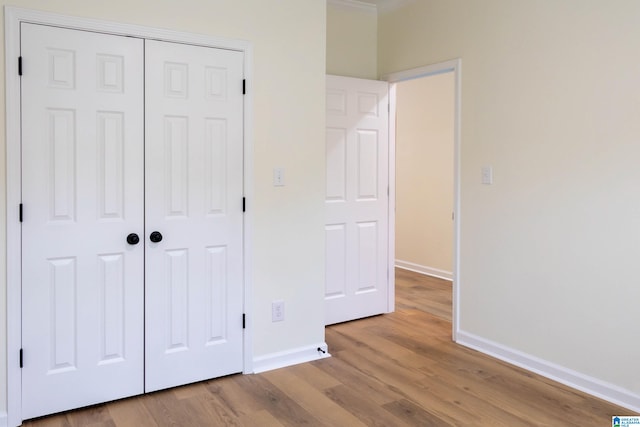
[126,231,163,245]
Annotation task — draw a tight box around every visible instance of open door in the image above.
[325,75,391,325]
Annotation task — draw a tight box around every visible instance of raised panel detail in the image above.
[325,224,347,298]
[47,49,75,90]
[97,112,124,220]
[326,89,347,115]
[166,249,189,353]
[357,92,379,117]
[164,62,188,98]
[205,67,227,100]
[357,222,377,293]
[206,246,227,345]
[49,109,76,222]
[97,54,124,93]
[98,254,125,365]
[326,128,347,202]
[164,116,189,217]
[48,257,77,373]
[357,130,378,200]
[205,119,227,215]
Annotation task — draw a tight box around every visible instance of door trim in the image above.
[4,7,254,425]
[383,58,462,341]
[387,82,397,313]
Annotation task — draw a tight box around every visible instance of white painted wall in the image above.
[326,0,377,79]
[1,0,326,416]
[395,73,454,275]
[379,0,640,399]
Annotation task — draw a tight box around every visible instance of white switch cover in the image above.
[273,168,285,187]
[272,300,284,322]
[481,166,493,185]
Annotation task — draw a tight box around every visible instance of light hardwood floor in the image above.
[24,268,627,426]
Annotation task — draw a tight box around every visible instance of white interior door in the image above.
[144,40,245,392]
[325,75,390,325]
[21,23,145,419]
[21,25,244,418]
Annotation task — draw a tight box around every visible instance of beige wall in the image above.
[1,0,326,416]
[395,73,454,274]
[326,0,377,79]
[380,0,640,398]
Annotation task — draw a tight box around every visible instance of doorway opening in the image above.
[386,59,461,339]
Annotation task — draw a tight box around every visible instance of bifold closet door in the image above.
[144,40,245,392]
[21,23,145,419]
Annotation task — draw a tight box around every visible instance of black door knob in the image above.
[149,231,163,243]
[126,233,140,245]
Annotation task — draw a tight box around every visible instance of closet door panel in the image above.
[144,40,244,392]
[21,23,144,419]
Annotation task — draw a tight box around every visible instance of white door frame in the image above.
[383,59,462,341]
[4,7,254,426]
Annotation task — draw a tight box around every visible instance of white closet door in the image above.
[325,75,390,325]
[144,40,245,392]
[21,23,144,419]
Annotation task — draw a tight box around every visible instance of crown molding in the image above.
[376,0,415,14]
[327,0,377,13]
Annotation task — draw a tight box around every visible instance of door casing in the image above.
[383,59,462,342]
[4,7,254,426]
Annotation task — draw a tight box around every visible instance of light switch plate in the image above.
[273,168,285,187]
[481,166,493,185]
[272,300,284,322]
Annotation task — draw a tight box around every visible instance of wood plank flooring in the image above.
[23,268,627,426]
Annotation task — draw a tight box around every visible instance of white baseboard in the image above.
[456,330,640,413]
[0,412,7,427]
[395,260,453,281]
[252,342,331,374]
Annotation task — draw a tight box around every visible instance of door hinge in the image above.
[242,197,246,212]
[242,79,246,95]
[18,56,22,76]
[19,349,23,368]
[242,313,246,329]
[19,203,23,222]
